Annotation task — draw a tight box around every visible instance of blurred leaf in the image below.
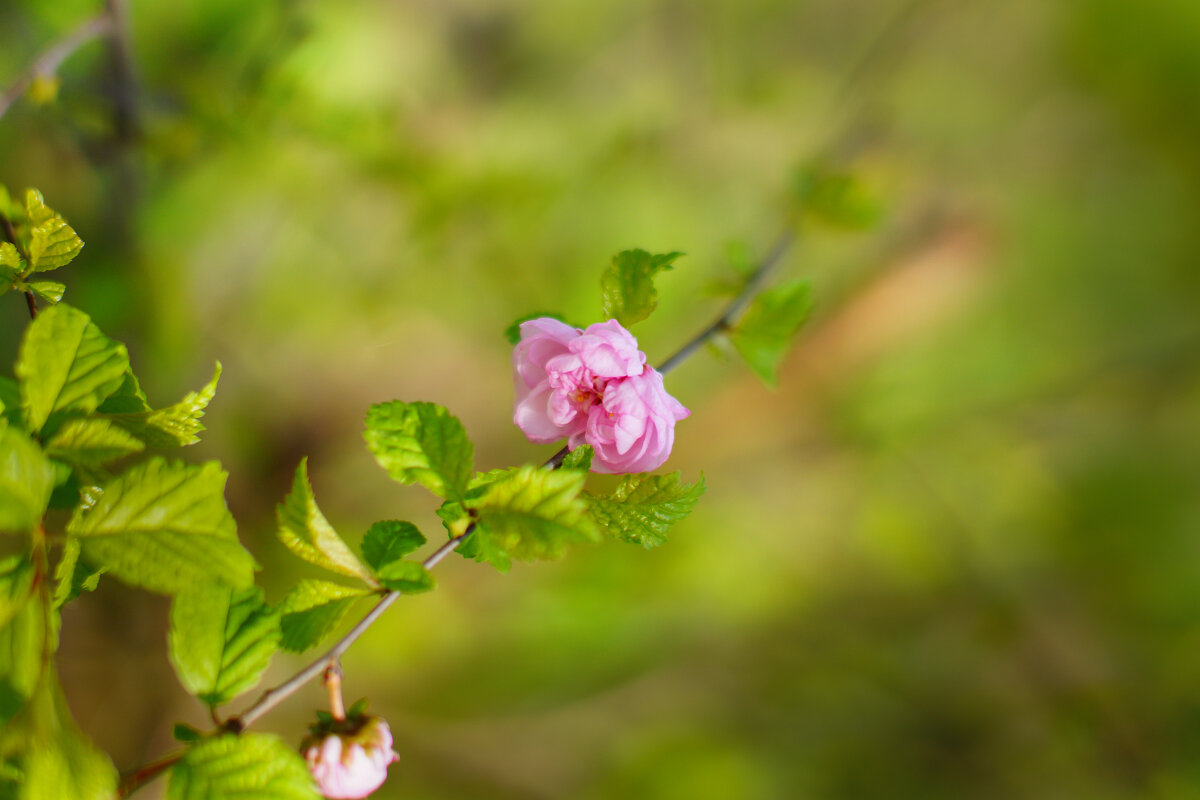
[51,540,102,611]
[375,560,435,593]
[729,280,813,387]
[587,472,705,548]
[169,586,280,707]
[0,591,42,727]
[600,249,683,326]
[44,418,144,468]
[505,312,570,345]
[278,580,369,653]
[166,732,319,800]
[464,465,598,570]
[791,163,882,230]
[16,304,128,433]
[361,520,425,571]
[24,190,82,272]
[0,426,55,535]
[0,245,20,289]
[560,445,594,472]
[0,381,17,428]
[277,459,373,584]
[66,459,256,594]
[103,363,221,448]
[25,282,63,305]
[364,401,473,501]
[0,555,33,631]
[172,724,202,744]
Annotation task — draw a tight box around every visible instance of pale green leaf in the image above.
[375,561,435,593]
[464,465,598,569]
[66,458,257,594]
[0,556,33,631]
[600,249,683,326]
[0,426,55,534]
[278,580,369,653]
[729,280,813,387]
[28,218,82,273]
[25,282,63,305]
[103,363,221,447]
[364,401,473,500]
[361,520,425,572]
[16,304,128,432]
[169,586,280,707]
[586,472,705,548]
[277,459,373,584]
[0,596,43,727]
[0,244,20,287]
[44,417,144,467]
[51,540,103,610]
[166,732,319,800]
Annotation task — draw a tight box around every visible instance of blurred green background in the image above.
[4,0,1200,797]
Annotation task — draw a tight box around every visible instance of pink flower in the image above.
[303,717,398,799]
[512,317,688,473]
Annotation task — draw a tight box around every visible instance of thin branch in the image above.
[0,15,115,122]
[542,227,795,470]
[117,752,183,799]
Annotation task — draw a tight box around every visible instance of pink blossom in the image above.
[304,717,398,799]
[512,317,688,473]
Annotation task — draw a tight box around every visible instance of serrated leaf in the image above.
[26,282,63,305]
[51,540,102,610]
[375,561,435,593]
[66,458,256,594]
[361,520,425,571]
[169,586,280,707]
[505,311,569,345]
[278,580,369,653]
[729,280,813,387]
[167,732,319,800]
[28,217,82,273]
[0,426,55,534]
[277,459,373,584]
[560,445,594,472]
[103,363,221,447]
[44,417,144,467]
[600,249,683,326]
[586,472,705,548]
[16,304,128,433]
[464,465,598,569]
[364,401,473,500]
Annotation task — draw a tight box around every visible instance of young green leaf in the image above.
[278,580,370,653]
[0,379,18,428]
[0,555,34,630]
[0,243,21,288]
[729,280,812,387]
[51,540,103,610]
[464,464,598,569]
[166,732,319,800]
[26,281,64,305]
[600,249,683,326]
[586,472,705,548]
[791,163,882,230]
[169,586,280,708]
[0,594,44,726]
[277,459,373,584]
[103,362,221,448]
[16,304,129,433]
[66,459,257,594]
[364,401,473,500]
[375,561,435,593]
[560,444,594,472]
[44,417,145,468]
[361,520,426,572]
[24,189,83,272]
[0,426,55,534]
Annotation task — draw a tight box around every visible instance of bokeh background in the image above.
[3,0,1200,797]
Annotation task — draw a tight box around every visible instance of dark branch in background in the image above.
[0,15,115,122]
[542,227,795,470]
[103,0,139,142]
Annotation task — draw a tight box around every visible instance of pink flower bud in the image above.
[303,716,398,799]
[512,317,688,473]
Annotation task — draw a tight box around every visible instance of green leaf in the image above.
[103,363,221,448]
[729,280,813,387]
[600,249,683,326]
[0,556,34,631]
[66,459,257,594]
[51,540,102,610]
[25,282,63,305]
[364,401,473,500]
[277,459,373,584]
[0,595,43,726]
[791,164,882,230]
[560,445,594,472]
[361,520,425,571]
[0,244,20,288]
[0,426,55,534]
[278,580,369,653]
[173,724,202,744]
[16,304,128,433]
[464,465,598,569]
[586,472,705,548]
[167,732,319,800]
[169,586,280,707]
[24,190,83,273]
[44,417,144,467]
[0,381,18,428]
[505,312,570,345]
[375,561,435,593]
